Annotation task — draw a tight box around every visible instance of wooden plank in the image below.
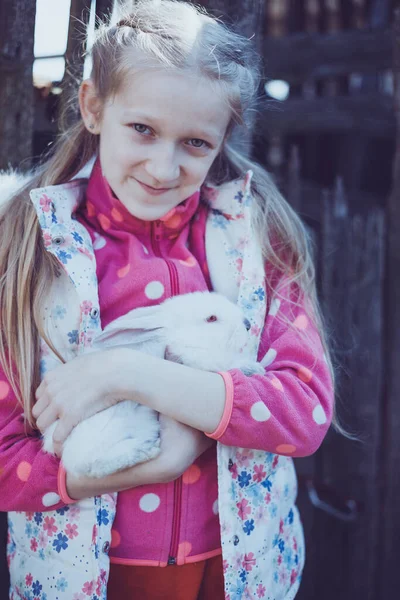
[0,0,36,170]
[263,28,392,83]
[0,513,9,600]
[201,0,265,45]
[95,0,114,20]
[58,0,92,127]
[309,183,385,600]
[198,0,266,155]
[379,8,400,598]
[258,93,394,137]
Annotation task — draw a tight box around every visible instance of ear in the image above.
[79,79,103,135]
[92,305,165,349]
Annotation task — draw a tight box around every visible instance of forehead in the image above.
[110,68,231,138]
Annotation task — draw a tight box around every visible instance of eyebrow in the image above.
[121,111,223,141]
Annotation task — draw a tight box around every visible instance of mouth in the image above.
[134,178,177,196]
[164,345,183,364]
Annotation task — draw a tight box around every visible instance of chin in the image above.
[123,202,168,222]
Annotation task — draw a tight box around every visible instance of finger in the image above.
[33,383,51,418]
[36,405,59,434]
[32,395,50,420]
[52,419,75,458]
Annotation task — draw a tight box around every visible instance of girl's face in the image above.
[81,69,231,221]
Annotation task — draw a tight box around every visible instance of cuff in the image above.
[205,371,234,440]
[57,463,76,505]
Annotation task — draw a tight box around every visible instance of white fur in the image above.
[0,170,31,208]
[42,291,264,478]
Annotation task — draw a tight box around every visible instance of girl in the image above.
[0,1,334,598]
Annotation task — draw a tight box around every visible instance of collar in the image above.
[82,159,200,237]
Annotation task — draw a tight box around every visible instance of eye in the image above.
[133,123,152,135]
[188,138,209,149]
[206,315,218,323]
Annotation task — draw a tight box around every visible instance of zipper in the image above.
[151,220,163,256]
[150,220,182,565]
[168,476,183,565]
[166,260,179,296]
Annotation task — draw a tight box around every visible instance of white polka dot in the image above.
[42,492,61,507]
[139,493,161,513]
[250,401,271,422]
[145,281,164,300]
[212,499,219,515]
[313,405,327,425]
[142,244,149,255]
[93,233,106,250]
[261,348,277,367]
[269,299,281,317]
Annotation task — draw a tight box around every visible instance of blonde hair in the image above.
[0,0,340,431]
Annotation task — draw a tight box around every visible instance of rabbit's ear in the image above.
[92,305,165,350]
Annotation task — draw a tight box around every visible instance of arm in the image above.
[0,368,211,508]
[209,299,334,457]
[66,416,213,500]
[34,288,333,459]
[0,370,65,512]
[114,286,334,457]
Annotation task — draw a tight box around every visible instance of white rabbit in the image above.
[42,291,264,478]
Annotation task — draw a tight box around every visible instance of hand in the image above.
[33,349,122,456]
[154,415,214,482]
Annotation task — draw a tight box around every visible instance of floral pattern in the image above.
[205,173,304,598]
[8,181,115,600]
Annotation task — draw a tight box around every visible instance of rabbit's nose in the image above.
[243,318,251,331]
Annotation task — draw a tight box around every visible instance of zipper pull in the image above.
[167,556,176,565]
[153,220,162,242]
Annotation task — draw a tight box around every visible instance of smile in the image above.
[134,178,176,196]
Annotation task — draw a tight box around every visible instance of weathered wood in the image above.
[0,0,36,170]
[0,512,9,600]
[95,0,114,20]
[379,8,400,598]
[201,0,265,48]
[58,0,92,128]
[199,0,266,155]
[263,28,392,83]
[259,93,394,137]
[286,145,302,211]
[296,183,385,600]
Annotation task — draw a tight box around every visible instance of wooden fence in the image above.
[289,174,385,600]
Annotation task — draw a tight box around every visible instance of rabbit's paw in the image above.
[237,360,265,376]
[88,437,160,478]
[135,437,161,463]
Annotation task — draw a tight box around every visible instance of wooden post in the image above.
[58,0,92,128]
[0,0,37,170]
[297,181,384,600]
[379,8,400,598]
[95,0,114,20]
[0,0,36,593]
[198,0,266,156]
[200,0,265,49]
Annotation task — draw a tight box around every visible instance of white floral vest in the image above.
[7,165,304,600]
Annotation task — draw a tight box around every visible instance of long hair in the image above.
[0,0,340,430]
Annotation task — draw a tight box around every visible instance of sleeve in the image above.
[207,286,334,458]
[0,368,73,512]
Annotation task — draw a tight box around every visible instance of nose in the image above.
[144,145,180,184]
[243,318,251,331]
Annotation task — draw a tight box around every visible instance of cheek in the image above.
[185,158,215,186]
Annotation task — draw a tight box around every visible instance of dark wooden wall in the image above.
[0,0,36,170]
[203,1,396,599]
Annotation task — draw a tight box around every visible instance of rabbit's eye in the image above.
[206,315,218,323]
